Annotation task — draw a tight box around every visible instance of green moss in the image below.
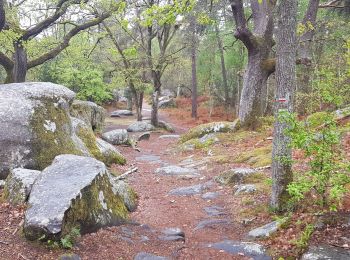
[234,145,272,167]
[307,111,329,128]
[181,138,216,150]
[62,173,129,238]
[30,100,82,170]
[180,120,239,143]
[77,127,104,161]
[76,124,126,166]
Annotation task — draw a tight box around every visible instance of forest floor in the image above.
[1,98,350,259]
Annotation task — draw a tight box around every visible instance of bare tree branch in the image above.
[28,11,111,69]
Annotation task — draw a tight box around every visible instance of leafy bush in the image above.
[280,111,350,211]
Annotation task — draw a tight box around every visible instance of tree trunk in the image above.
[271,0,298,211]
[191,18,198,119]
[230,0,275,129]
[6,42,28,83]
[239,48,270,129]
[151,70,161,126]
[215,24,229,107]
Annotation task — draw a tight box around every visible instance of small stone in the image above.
[234,184,257,195]
[194,219,231,231]
[169,182,212,196]
[161,227,185,237]
[58,254,81,260]
[248,221,279,239]
[158,235,185,242]
[110,110,133,117]
[102,129,129,145]
[134,252,169,260]
[127,121,155,132]
[204,206,225,217]
[138,132,151,141]
[0,180,5,189]
[155,165,200,178]
[208,240,271,260]
[159,135,180,139]
[140,235,150,242]
[201,192,221,200]
[215,168,256,185]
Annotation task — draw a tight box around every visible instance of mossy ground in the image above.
[234,145,272,168]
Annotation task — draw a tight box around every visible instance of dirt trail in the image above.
[0,106,264,260]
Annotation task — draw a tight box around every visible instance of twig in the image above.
[18,253,30,260]
[115,167,138,180]
[0,240,9,245]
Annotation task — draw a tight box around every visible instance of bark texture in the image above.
[191,17,198,119]
[230,0,275,129]
[271,0,298,211]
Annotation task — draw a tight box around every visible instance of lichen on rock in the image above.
[180,120,239,143]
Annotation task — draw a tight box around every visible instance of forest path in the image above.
[91,105,261,259]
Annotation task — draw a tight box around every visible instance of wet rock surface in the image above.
[24,155,130,241]
[204,205,226,217]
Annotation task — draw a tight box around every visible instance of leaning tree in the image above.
[0,0,121,83]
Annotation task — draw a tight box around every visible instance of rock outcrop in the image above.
[70,100,105,132]
[24,155,131,241]
[3,168,41,205]
[0,82,79,179]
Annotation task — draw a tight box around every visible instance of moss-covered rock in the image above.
[3,168,41,205]
[180,120,239,143]
[0,82,80,179]
[24,155,130,241]
[96,138,126,165]
[70,100,106,132]
[109,179,138,212]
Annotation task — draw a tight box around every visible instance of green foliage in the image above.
[60,227,81,249]
[280,111,350,211]
[38,34,113,104]
[292,224,314,251]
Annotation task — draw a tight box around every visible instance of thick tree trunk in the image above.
[215,24,229,107]
[230,0,275,129]
[239,48,270,129]
[0,0,5,32]
[271,0,298,211]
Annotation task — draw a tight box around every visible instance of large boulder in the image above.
[109,179,138,211]
[110,110,133,117]
[3,168,41,205]
[102,129,129,145]
[70,100,106,132]
[0,82,82,180]
[24,155,130,241]
[180,120,239,143]
[127,121,155,132]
